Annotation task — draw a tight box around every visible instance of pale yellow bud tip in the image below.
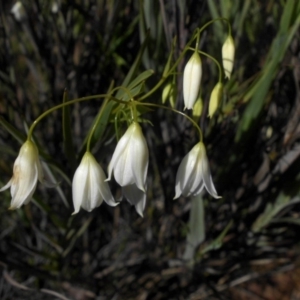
[208,82,223,118]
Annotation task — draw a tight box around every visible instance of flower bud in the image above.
[183,51,202,110]
[208,82,223,118]
[192,97,203,122]
[222,35,235,79]
[162,83,172,104]
[162,82,176,108]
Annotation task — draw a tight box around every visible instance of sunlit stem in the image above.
[27,94,108,140]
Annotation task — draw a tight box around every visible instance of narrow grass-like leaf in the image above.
[0,116,26,144]
[63,216,93,257]
[252,195,300,232]
[235,0,300,142]
[200,220,233,255]
[127,69,154,90]
[79,34,149,154]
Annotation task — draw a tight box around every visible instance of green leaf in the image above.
[252,194,300,232]
[127,69,154,90]
[235,1,300,143]
[79,33,150,154]
[200,220,233,255]
[0,116,26,144]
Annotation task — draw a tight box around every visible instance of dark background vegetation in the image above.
[0,0,300,299]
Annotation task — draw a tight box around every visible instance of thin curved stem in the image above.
[135,102,203,142]
[139,28,199,101]
[27,94,107,140]
[86,97,110,152]
[198,50,223,83]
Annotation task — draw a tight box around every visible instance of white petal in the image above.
[202,157,220,199]
[123,184,146,217]
[81,166,102,212]
[181,159,202,197]
[72,161,89,214]
[114,148,135,186]
[93,162,117,207]
[130,124,148,191]
[191,182,205,197]
[107,130,131,180]
[174,144,199,198]
[0,179,12,192]
[183,52,202,109]
[10,163,38,209]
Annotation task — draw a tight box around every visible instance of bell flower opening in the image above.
[72,152,117,214]
[0,140,44,209]
[123,184,146,217]
[174,142,220,199]
[183,51,202,110]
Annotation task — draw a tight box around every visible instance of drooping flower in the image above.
[208,82,223,118]
[11,1,26,22]
[222,35,235,79]
[183,51,202,110]
[72,152,117,214]
[107,122,148,217]
[0,140,44,209]
[174,142,220,199]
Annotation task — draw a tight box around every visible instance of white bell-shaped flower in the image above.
[72,152,117,214]
[174,142,220,199]
[11,1,26,21]
[0,140,43,209]
[107,122,148,216]
[222,35,235,79]
[183,51,202,110]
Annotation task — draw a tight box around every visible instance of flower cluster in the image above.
[183,34,235,117]
[0,21,235,217]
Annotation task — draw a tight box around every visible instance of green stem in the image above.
[197,50,223,83]
[86,97,110,152]
[111,86,134,101]
[197,17,230,35]
[136,102,203,142]
[139,28,199,101]
[139,18,229,102]
[27,94,107,140]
